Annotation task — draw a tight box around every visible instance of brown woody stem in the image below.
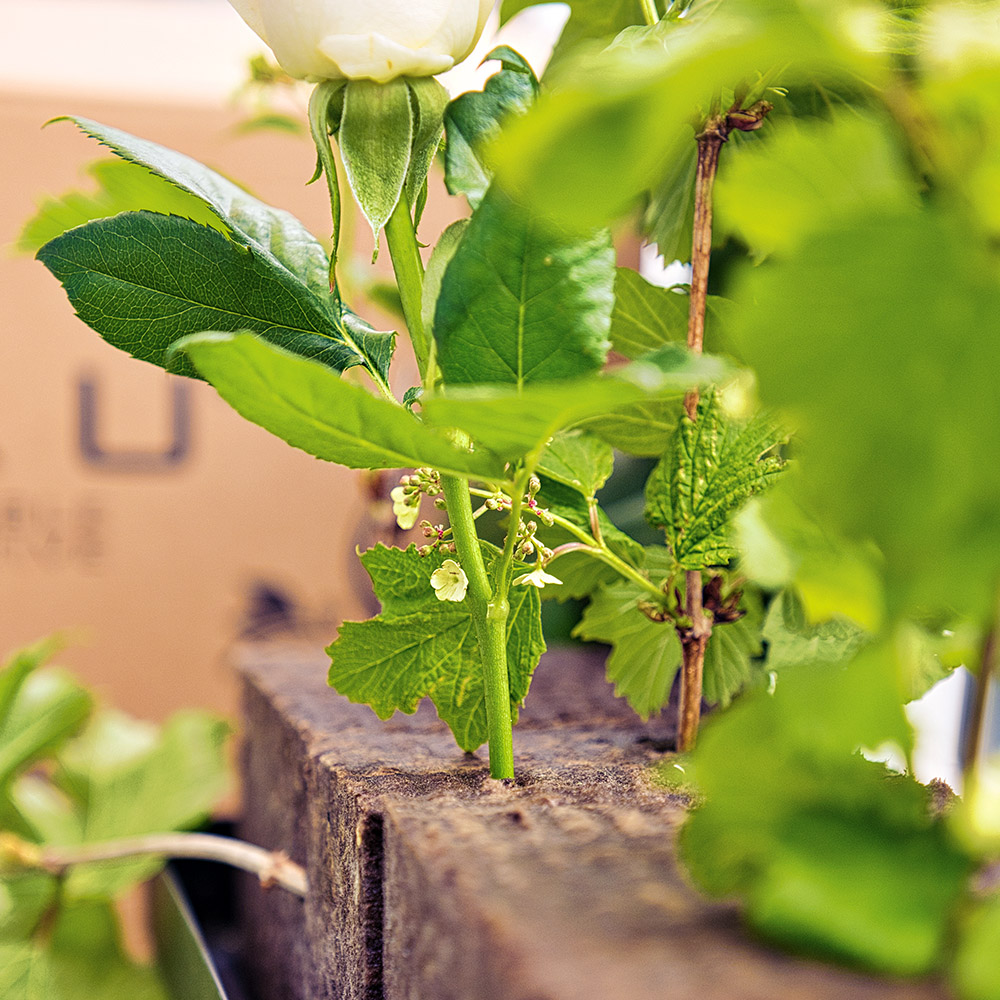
[963,591,1000,780]
[676,101,772,754]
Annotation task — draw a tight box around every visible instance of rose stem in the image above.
[383,195,514,778]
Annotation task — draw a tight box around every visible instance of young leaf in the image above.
[37,212,390,381]
[327,545,545,752]
[53,117,331,301]
[573,579,681,720]
[176,332,504,479]
[702,591,764,708]
[443,46,538,208]
[537,430,614,498]
[642,140,697,264]
[433,185,614,387]
[645,390,786,570]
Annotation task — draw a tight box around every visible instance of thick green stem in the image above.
[443,476,514,778]
[383,193,513,777]
[384,194,432,383]
[639,0,660,26]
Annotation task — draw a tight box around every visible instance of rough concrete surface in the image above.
[236,643,949,1000]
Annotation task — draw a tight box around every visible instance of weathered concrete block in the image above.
[237,644,948,1000]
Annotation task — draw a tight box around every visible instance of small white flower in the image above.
[390,486,419,530]
[512,566,563,589]
[430,559,468,602]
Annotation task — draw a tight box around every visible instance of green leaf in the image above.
[16,158,223,256]
[537,430,614,498]
[0,670,91,790]
[951,893,1000,1000]
[423,344,723,462]
[702,590,764,708]
[0,902,167,1000]
[645,390,786,570]
[177,332,504,479]
[53,116,331,301]
[339,79,414,242]
[610,268,734,360]
[500,0,649,78]
[443,46,538,208]
[327,545,546,752]
[37,212,388,381]
[715,114,917,260]
[404,78,450,224]
[434,185,614,387]
[573,577,681,719]
[0,638,65,735]
[734,206,1000,619]
[680,658,971,977]
[573,398,682,457]
[762,589,868,671]
[48,710,229,899]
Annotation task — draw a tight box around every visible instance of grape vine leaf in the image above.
[645,390,786,570]
[434,184,614,386]
[443,46,539,208]
[176,332,504,479]
[327,545,545,752]
[573,578,681,720]
[702,589,763,708]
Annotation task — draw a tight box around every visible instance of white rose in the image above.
[227,0,495,83]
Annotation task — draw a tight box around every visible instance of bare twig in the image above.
[675,99,772,753]
[1,831,308,898]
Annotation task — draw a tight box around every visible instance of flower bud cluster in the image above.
[390,468,442,531]
[417,520,456,558]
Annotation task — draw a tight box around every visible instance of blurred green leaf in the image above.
[714,114,917,260]
[0,670,91,791]
[0,901,166,1000]
[574,397,682,457]
[734,206,1000,620]
[763,589,868,671]
[17,158,223,256]
[951,892,1000,1000]
[681,655,971,976]
[443,46,538,208]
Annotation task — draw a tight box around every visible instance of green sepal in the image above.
[404,77,450,228]
[339,78,414,254]
[308,79,348,292]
